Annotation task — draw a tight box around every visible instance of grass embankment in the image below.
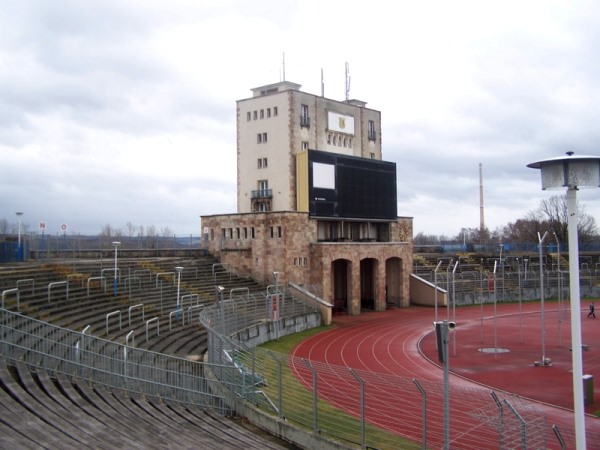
[258,326,421,450]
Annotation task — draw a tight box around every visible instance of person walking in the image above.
[588,303,596,318]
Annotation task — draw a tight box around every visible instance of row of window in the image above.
[327,132,353,148]
[247,107,279,121]
[222,227,255,240]
[257,158,268,169]
[220,225,282,239]
[294,257,308,267]
[257,132,268,143]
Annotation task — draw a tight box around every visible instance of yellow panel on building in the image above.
[296,150,309,212]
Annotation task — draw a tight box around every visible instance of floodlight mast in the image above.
[528,152,600,450]
[16,212,23,261]
[112,242,121,297]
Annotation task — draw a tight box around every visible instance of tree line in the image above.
[414,195,598,246]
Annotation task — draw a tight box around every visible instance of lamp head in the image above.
[527,152,600,190]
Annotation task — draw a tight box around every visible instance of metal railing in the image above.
[0,308,229,413]
[2,266,599,449]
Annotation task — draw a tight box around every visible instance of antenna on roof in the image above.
[321,68,324,97]
[282,52,286,82]
[345,62,351,101]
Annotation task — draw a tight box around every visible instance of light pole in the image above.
[175,266,184,320]
[528,151,600,450]
[16,212,23,261]
[112,241,121,297]
[537,230,550,366]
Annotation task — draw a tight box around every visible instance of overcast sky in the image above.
[2,0,600,239]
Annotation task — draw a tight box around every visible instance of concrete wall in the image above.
[410,273,448,307]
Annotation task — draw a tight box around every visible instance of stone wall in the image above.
[201,212,413,316]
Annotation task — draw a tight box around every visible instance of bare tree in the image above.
[501,195,598,243]
[100,224,113,238]
[126,221,137,237]
[160,226,173,238]
[0,219,10,234]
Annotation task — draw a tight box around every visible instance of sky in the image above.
[2,0,600,239]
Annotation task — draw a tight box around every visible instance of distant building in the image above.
[201,81,412,324]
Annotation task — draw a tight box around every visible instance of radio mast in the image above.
[479,163,485,234]
[344,62,351,101]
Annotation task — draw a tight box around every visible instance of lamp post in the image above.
[112,241,121,297]
[537,230,550,366]
[528,151,600,450]
[175,266,184,320]
[16,212,23,261]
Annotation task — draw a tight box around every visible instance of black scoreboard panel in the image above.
[308,149,397,220]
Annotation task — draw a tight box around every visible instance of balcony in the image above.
[368,131,377,142]
[300,115,311,129]
[251,189,273,199]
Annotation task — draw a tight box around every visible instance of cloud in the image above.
[2,0,600,238]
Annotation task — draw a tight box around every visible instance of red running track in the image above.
[290,301,600,449]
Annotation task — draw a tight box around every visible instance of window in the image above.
[368,120,376,141]
[277,226,282,238]
[274,106,278,116]
[302,141,309,151]
[263,157,268,168]
[327,133,331,144]
[244,227,248,239]
[370,152,375,159]
[236,228,240,239]
[247,112,251,121]
[270,226,274,238]
[257,157,268,168]
[300,104,310,128]
[251,227,255,239]
[258,158,262,169]
[262,132,267,143]
[253,111,258,120]
[257,133,262,144]
[259,179,268,195]
[221,228,226,240]
[260,109,264,119]
[303,257,307,266]
[267,108,271,118]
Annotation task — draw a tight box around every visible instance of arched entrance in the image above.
[360,258,378,310]
[332,259,351,314]
[386,257,403,308]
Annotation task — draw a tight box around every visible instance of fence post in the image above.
[504,400,526,449]
[302,358,318,433]
[491,391,504,449]
[267,351,283,419]
[413,378,427,450]
[552,425,567,450]
[350,368,366,449]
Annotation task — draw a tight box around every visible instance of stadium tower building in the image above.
[201,81,413,324]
